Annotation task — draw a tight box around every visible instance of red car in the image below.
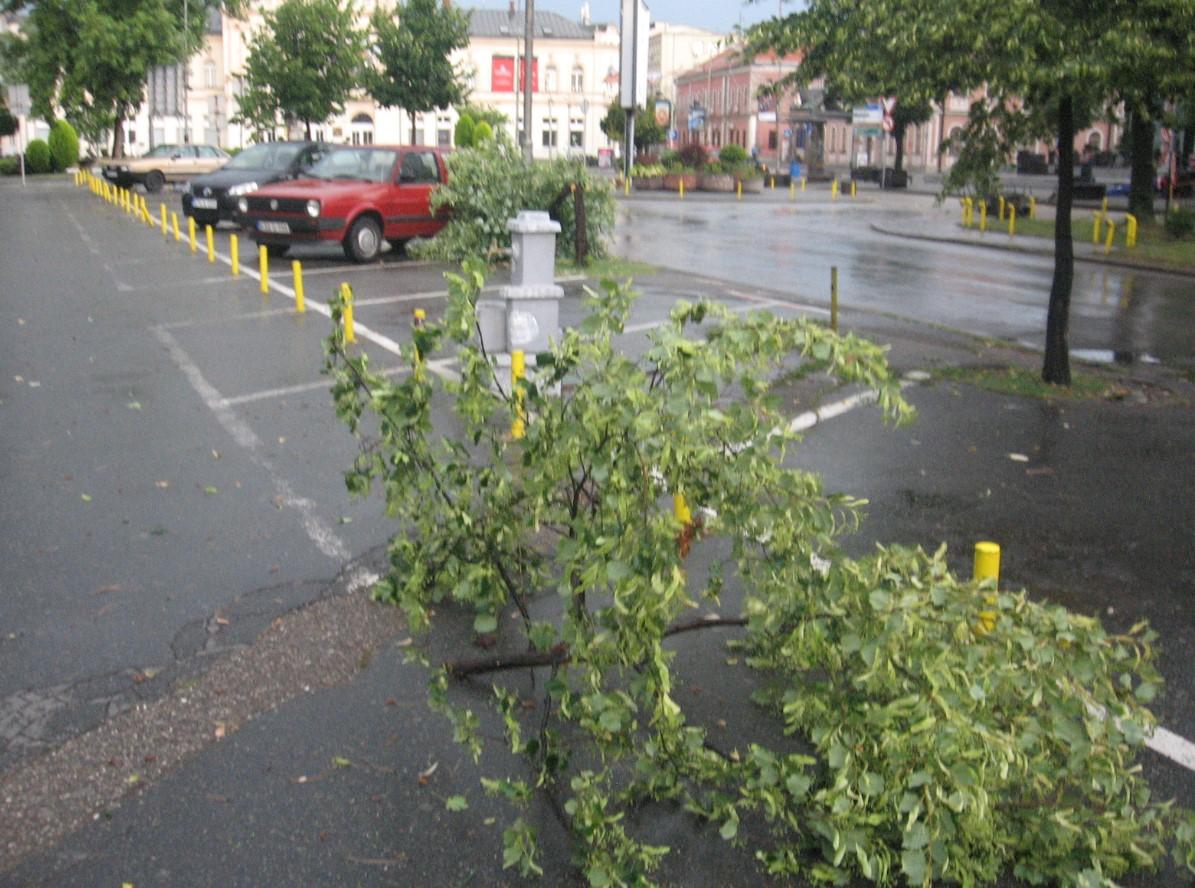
[239,145,449,262]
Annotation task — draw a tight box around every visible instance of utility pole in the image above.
[523,0,535,161]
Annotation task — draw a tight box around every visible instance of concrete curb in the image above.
[870,222,1195,279]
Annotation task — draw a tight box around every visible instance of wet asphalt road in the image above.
[2,177,1195,885]
[614,191,1195,368]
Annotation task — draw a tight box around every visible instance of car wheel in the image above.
[345,216,382,263]
[144,170,165,193]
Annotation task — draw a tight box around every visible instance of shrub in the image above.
[412,138,614,263]
[0,156,20,176]
[25,139,52,174]
[677,142,707,170]
[474,120,493,143]
[1164,206,1195,240]
[454,113,476,149]
[718,143,749,166]
[47,119,79,171]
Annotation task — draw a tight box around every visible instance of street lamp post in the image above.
[523,0,535,161]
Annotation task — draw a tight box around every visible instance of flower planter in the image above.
[736,176,764,194]
[633,175,664,190]
[663,172,698,192]
[699,173,736,193]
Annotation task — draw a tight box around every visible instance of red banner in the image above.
[491,56,537,93]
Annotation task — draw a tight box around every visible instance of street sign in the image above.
[855,126,882,138]
[783,127,792,137]
[882,117,894,133]
[6,84,30,116]
[852,104,882,125]
[687,107,705,131]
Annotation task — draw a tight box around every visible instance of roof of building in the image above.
[467,8,593,40]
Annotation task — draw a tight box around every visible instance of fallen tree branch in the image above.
[444,615,747,679]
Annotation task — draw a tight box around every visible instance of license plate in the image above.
[257,220,290,234]
[192,197,217,210]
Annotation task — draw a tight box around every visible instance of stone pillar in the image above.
[479,211,563,361]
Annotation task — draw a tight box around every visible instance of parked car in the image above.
[181,141,328,226]
[99,144,229,192]
[240,145,449,262]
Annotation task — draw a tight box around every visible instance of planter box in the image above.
[699,173,736,193]
[736,176,764,194]
[663,172,698,192]
[633,176,664,190]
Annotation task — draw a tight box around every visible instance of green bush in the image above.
[454,113,476,149]
[0,156,20,176]
[718,144,749,166]
[474,121,493,143]
[47,119,79,171]
[25,139,52,174]
[412,138,614,263]
[1164,206,1195,240]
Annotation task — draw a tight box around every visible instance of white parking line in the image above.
[219,365,412,407]
[152,325,351,562]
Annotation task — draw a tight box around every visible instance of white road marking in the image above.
[219,365,412,407]
[1147,726,1195,771]
[152,325,351,562]
[160,308,300,330]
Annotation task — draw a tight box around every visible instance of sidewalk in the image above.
[3,255,1194,887]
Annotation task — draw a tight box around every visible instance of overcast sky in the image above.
[464,1,787,35]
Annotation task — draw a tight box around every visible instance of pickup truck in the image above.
[239,145,449,262]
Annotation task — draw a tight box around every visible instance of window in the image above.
[1087,131,1103,151]
[768,131,777,150]
[545,65,558,92]
[400,151,439,183]
[438,128,451,147]
[542,120,558,147]
[948,126,963,156]
[571,66,584,93]
[570,130,583,148]
[204,60,217,89]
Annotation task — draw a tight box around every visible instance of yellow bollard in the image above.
[979,202,987,232]
[172,212,181,241]
[1092,212,1103,244]
[850,180,857,199]
[411,308,427,373]
[1009,206,1017,237]
[292,260,305,313]
[259,246,269,294]
[770,175,776,190]
[624,177,630,197]
[674,491,692,524]
[961,198,969,228]
[1126,214,1138,248]
[789,180,795,201]
[160,204,168,237]
[205,225,215,263]
[831,179,839,200]
[1104,220,1115,255]
[340,282,356,343]
[800,176,807,192]
[998,195,1006,221]
[188,216,197,252]
[1029,196,1037,220]
[1101,196,1108,215]
[230,234,240,276]
[973,541,1000,634]
[830,266,839,332]
[736,179,742,200]
[510,349,526,439]
[679,178,684,200]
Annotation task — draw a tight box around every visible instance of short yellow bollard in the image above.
[789,180,795,201]
[1104,220,1115,255]
[736,179,742,200]
[510,349,526,439]
[340,282,355,342]
[850,180,857,199]
[292,260,305,313]
[1126,214,1138,248]
[172,213,181,242]
[230,234,240,276]
[1009,206,1017,237]
[800,176,807,192]
[160,204,168,237]
[961,198,969,228]
[1101,196,1109,215]
[205,225,215,263]
[830,266,839,333]
[188,216,197,252]
[674,491,692,524]
[1092,212,1103,244]
[770,175,776,190]
[979,202,987,232]
[1029,196,1037,219]
[259,245,269,294]
[831,179,839,200]
[998,195,1006,221]
[624,177,630,196]
[679,178,684,200]
[412,308,426,375]
[973,541,1000,634]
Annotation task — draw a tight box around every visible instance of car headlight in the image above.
[228,181,258,197]
[237,197,248,214]
[306,200,320,218]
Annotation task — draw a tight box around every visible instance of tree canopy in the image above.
[234,0,365,140]
[600,103,664,154]
[367,0,471,144]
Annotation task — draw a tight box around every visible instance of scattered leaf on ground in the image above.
[203,486,219,495]
[215,615,230,626]
[154,480,170,489]
[126,402,141,411]
[418,762,439,785]
[333,756,352,768]
[93,585,122,596]
[214,723,226,739]
[1008,453,1029,463]
[80,494,92,502]
[211,450,221,460]
[339,516,353,524]
[445,795,469,811]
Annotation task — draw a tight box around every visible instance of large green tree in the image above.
[751,0,1195,385]
[234,0,365,140]
[599,104,664,154]
[367,0,470,145]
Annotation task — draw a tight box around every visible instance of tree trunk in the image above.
[892,121,906,173]
[112,104,126,158]
[1128,104,1156,222]
[410,111,418,145]
[304,119,311,140]
[1042,94,1074,386]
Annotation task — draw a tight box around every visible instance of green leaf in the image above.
[720,817,738,840]
[445,794,469,811]
[473,613,497,634]
[606,560,631,583]
[903,822,930,851]
[901,849,928,884]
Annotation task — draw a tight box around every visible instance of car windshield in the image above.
[143,145,180,158]
[224,143,303,171]
[306,148,398,183]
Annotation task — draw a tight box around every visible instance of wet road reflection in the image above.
[615,200,1193,364]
